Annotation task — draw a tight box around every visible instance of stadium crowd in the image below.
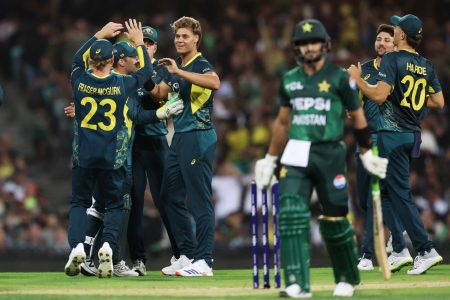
[0,0,449,257]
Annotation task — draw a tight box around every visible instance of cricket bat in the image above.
[372,146,391,280]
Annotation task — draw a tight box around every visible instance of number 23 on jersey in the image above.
[80,97,117,131]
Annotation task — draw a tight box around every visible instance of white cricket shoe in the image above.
[161,255,193,276]
[407,249,443,275]
[175,259,213,277]
[80,258,97,276]
[98,242,113,278]
[113,260,139,277]
[132,259,147,276]
[357,256,374,271]
[333,282,354,297]
[64,243,86,276]
[279,283,312,298]
[388,248,413,272]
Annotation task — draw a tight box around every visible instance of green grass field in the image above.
[1,266,449,299]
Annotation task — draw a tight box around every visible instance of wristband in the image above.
[354,126,372,149]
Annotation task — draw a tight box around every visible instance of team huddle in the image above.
[63,12,444,299]
[64,17,219,278]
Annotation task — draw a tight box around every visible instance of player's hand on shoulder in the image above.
[359,149,388,179]
[95,22,123,39]
[158,58,179,74]
[124,19,144,46]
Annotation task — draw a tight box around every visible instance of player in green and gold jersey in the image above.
[255,19,388,298]
[65,19,152,278]
[147,16,220,276]
[130,26,183,275]
[356,24,408,272]
[349,14,445,276]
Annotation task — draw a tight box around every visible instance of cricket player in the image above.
[65,19,153,278]
[129,25,182,276]
[255,19,388,297]
[356,24,405,271]
[64,41,183,277]
[147,16,220,276]
[348,14,444,275]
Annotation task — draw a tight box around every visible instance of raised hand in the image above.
[95,22,124,39]
[124,18,144,46]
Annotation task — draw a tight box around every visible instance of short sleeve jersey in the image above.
[279,60,360,143]
[70,37,151,170]
[376,50,441,132]
[165,53,215,132]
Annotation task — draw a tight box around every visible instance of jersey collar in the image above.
[373,58,379,70]
[178,52,202,67]
[88,70,111,79]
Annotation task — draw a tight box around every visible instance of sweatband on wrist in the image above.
[354,126,372,149]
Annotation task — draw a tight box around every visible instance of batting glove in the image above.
[360,149,388,179]
[255,154,278,189]
[156,99,184,120]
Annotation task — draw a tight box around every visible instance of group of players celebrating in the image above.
[63,11,444,299]
[64,17,220,279]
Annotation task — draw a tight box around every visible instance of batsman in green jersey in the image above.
[255,19,388,298]
[349,14,445,275]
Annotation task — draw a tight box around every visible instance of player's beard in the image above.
[375,46,386,58]
[303,50,322,62]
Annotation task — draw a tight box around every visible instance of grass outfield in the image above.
[0,266,449,299]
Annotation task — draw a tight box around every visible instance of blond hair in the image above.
[171,16,202,48]
[88,58,111,71]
